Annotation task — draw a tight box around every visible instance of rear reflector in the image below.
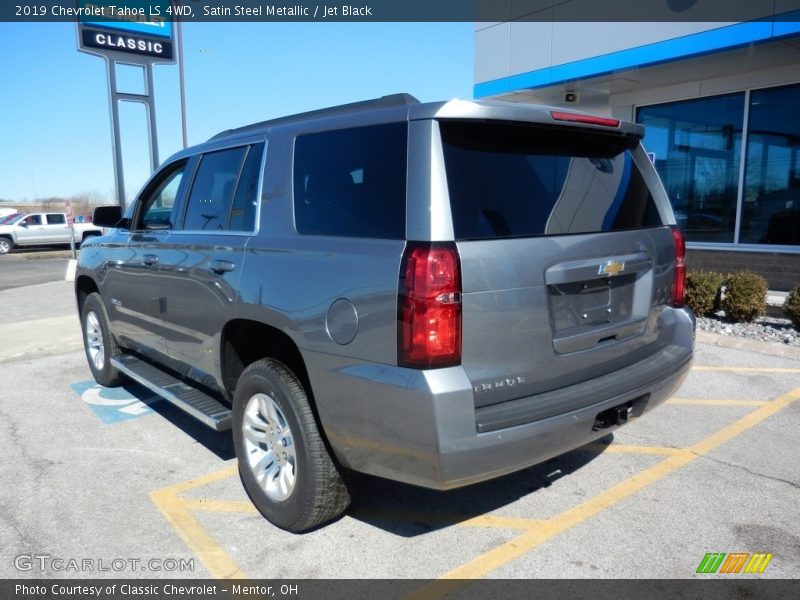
[398,242,462,369]
[671,227,686,308]
[550,111,620,128]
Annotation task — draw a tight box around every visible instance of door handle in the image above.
[209,259,235,274]
[143,254,159,267]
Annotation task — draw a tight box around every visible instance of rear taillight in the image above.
[398,242,462,369]
[671,226,686,308]
[550,111,620,128]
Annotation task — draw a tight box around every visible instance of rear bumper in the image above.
[434,345,690,489]
[308,307,694,490]
[475,342,690,433]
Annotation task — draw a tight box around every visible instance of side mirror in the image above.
[93,206,129,229]
[19,222,28,228]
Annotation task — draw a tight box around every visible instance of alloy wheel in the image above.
[242,393,297,501]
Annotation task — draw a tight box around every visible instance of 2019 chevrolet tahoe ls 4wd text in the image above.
[76,95,694,532]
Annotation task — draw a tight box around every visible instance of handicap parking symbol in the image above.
[71,381,163,424]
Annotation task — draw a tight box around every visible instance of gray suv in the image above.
[76,94,694,532]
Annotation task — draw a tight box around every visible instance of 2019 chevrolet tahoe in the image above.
[76,94,694,532]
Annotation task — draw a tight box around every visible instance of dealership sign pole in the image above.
[75,1,176,210]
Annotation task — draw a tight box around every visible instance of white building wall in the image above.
[476,22,731,84]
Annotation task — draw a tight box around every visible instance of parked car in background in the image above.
[73,214,93,224]
[77,94,695,532]
[0,212,104,255]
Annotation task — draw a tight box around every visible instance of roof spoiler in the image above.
[210,93,420,141]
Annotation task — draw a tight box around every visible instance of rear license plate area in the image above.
[548,273,636,331]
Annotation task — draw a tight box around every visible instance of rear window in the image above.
[293,123,407,239]
[183,147,248,231]
[180,143,263,232]
[439,121,663,240]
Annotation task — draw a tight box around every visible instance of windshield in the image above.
[0,213,22,225]
[439,121,664,240]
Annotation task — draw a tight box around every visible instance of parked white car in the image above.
[0,212,104,255]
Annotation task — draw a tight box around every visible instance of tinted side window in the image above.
[293,123,407,239]
[137,163,187,230]
[183,147,247,231]
[440,121,663,240]
[229,143,264,232]
[46,214,66,225]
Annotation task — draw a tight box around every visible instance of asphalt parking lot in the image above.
[0,276,798,588]
[0,251,71,291]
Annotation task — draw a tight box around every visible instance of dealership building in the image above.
[475,18,800,289]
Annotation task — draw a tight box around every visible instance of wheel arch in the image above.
[220,318,344,457]
[75,275,100,311]
[79,230,101,244]
[221,319,313,403]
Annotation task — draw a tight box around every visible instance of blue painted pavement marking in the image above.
[71,380,163,424]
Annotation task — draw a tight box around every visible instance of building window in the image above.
[637,94,744,244]
[637,84,800,249]
[740,84,800,246]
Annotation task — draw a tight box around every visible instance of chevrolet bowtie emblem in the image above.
[599,261,625,276]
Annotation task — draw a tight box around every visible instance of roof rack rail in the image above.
[209,93,420,141]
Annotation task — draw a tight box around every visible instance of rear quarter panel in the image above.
[236,125,405,364]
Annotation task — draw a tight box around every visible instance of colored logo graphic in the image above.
[79,1,173,38]
[696,552,773,574]
[71,380,162,424]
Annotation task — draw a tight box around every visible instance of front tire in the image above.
[232,359,351,532]
[0,237,12,255]
[81,292,124,387]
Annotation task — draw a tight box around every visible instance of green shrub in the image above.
[721,271,768,323]
[785,285,800,329]
[685,271,724,317]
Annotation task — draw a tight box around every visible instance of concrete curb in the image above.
[696,330,800,360]
[3,250,75,260]
[65,259,77,282]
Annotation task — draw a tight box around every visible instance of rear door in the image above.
[44,213,70,243]
[156,141,264,390]
[438,120,677,411]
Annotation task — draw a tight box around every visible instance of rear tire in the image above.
[0,237,12,255]
[81,292,125,387]
[232,359,351,532]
